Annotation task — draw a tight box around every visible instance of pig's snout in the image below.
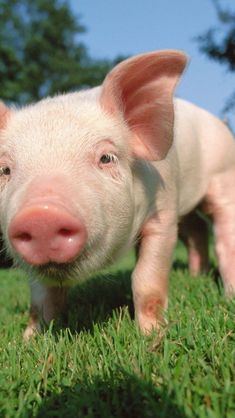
[8,205,87,265]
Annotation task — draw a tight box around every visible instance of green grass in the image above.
[0,243,234,418]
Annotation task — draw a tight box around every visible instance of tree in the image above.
[0,0,114,104]
[197,0,235,113]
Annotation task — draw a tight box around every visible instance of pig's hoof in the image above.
[138,316,167,335]
[23,323,41,340]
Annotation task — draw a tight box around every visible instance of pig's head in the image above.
[0,50,186,284]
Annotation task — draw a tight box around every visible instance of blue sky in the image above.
[69,0,234,122]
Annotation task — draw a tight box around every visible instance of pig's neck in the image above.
[130,160,163,241]
[129,150,180,246]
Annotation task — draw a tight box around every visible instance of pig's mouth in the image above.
[35,261,77,283]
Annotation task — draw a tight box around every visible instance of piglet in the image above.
[0,50,234,338]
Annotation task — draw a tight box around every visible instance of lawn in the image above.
[0,243,234,418]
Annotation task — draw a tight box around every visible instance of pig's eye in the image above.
[99,154,118,165]
[0,166,11,176]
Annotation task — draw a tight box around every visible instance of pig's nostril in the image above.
[59,228,76,237]
[16,232,32,242]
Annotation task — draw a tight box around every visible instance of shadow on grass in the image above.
[63,270,134,333]
[172,259,188,271]
[37,262,223,336]
[36,371,186,418]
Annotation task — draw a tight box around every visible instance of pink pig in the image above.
[0,50,234,338]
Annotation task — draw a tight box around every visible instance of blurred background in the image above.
[0,0,235,126]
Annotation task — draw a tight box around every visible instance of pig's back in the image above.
[173,98,235,216]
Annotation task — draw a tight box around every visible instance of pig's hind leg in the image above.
[179,211,209,276]
[24,280,68,339]
[205,169,235,297]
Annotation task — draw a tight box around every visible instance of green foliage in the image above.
[0,246,234,418]
[0,0,113,104]
[197,0,235,112]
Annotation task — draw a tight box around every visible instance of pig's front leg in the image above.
[24,280,68,339]
[132,214,178,334]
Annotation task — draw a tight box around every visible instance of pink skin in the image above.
[9,203,87,265]
[203,169,235,297]
[100,50,186,161]
[132,214,177,333]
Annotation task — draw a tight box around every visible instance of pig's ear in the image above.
[0,102,11,129]
[100,50,187,161]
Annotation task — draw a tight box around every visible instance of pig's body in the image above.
[130,98,235,331]
[0,50,235,337]
[173,99,235,216]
